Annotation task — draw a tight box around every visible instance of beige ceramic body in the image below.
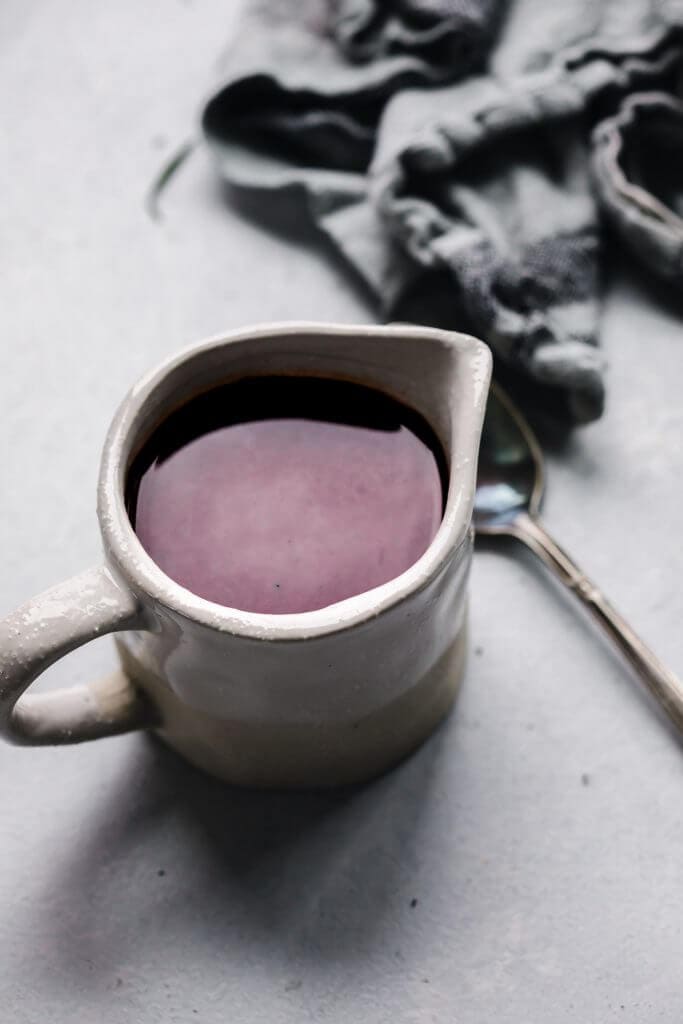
[0,323,491,788]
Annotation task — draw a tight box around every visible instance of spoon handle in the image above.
[509,512,683,734]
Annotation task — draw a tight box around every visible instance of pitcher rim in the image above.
[97,321,491,641]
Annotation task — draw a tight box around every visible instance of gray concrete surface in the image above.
[1,4,682,1022]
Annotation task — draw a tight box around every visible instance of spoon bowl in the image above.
[474,384,543,532]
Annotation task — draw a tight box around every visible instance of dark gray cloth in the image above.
[593,92,683,284]
[202,0,683,423]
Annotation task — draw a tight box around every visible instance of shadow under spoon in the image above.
[474,383,683,737]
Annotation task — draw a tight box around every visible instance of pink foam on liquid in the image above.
[134,417,443,614]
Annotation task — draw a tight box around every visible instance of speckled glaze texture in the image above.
[0,322,491,787]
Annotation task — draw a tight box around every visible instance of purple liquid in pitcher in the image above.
[126,377,446,614]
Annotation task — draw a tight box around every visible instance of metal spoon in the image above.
[474,383,683,735]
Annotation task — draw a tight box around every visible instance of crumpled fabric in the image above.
[330,0,506,69]
[201,0,683,423]
[592,91,683,284]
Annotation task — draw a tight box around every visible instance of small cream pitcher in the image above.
[0,323,491,787]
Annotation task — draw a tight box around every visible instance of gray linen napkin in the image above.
[202,0,683,423]
[593,91,683,284]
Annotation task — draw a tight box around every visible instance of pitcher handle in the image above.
[0,566,156,745]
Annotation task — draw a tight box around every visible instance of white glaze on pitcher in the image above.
[0,322,491,787]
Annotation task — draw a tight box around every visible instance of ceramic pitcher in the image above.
[0,323,491,787]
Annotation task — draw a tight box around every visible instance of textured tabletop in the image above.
[1,4,682,1022]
